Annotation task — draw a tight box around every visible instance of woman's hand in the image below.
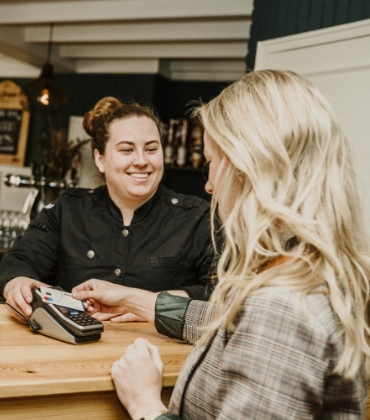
[83,311,145,323]
[72,279,128,316]
[3,276,50,322]
[111,338,167,420]
[107,313,145,323]
[72,279,158,323]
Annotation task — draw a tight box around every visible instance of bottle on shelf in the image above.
[164,119,176,166]
[190,123,204,169]
[176,120,188,167]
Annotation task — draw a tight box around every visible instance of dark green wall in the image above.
[0,73,225,166]
[153,76,229,120]
[55,73,156,117]
[1,73,224,197]
[4,0,370,196]
[0,74,157,164]
[247,0,370,69]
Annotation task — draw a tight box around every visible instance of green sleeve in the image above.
[155,413,183,420]
[154,291,192,339]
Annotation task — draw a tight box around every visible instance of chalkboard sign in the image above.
[0,109,23,154]
[0,80,30,166]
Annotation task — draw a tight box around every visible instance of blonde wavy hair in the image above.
[194,70,370,379]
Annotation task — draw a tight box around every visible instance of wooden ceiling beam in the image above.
[0,0,253,25]
[25,20,251,43]
[61,41,248,59]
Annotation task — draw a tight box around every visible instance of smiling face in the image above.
[94,116,164,209]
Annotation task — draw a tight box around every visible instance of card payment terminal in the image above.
[30,287,104,344]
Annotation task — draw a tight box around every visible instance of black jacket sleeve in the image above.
[179,201,218,300]
[0,196,62,296]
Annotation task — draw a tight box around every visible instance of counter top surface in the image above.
[0,305,192,399]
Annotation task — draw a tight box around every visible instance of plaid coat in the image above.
[160,290,367,419]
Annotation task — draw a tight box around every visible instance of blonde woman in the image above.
[73,70,370,419]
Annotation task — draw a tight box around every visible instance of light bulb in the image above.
[26,64,68,115]
[38,89,50,106]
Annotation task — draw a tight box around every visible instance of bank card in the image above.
[38,286,84,311]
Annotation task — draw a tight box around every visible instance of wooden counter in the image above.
[0,305,192,419]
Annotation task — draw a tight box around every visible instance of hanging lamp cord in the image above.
[46,22,54,64]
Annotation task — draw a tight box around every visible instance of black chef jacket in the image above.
[0,184,215,300]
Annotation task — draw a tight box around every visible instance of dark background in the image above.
[0,74,226,199]
[246,0,370,69]
[0,74,228,166]
[1,0,370,198]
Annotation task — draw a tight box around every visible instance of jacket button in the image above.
[114,268,121,276]
[122,229,129,237]
[87,250,95,258]
[171,198,179,204]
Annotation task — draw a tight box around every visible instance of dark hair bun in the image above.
[83,97,121,138]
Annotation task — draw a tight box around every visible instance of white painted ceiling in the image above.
[0,0,253,81]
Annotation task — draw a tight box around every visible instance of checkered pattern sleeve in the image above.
[182,300,214,344]
[169,291,367,418]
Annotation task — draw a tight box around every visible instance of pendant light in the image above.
[25,23,68,115]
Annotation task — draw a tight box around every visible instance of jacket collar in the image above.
[105,184,162,224]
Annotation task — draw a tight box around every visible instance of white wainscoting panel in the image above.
[255,18,370,234]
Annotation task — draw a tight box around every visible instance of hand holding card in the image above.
[38,286,84,311]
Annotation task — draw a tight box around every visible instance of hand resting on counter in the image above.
[3,276,50,322]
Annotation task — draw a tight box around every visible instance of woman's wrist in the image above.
[139,409,168,420]
[129,400,167,420]
[123,288,158,323]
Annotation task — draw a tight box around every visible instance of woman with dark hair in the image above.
[0,97,214,323]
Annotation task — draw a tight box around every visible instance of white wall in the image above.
[255,18,370,234]
[67,116,101,189]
